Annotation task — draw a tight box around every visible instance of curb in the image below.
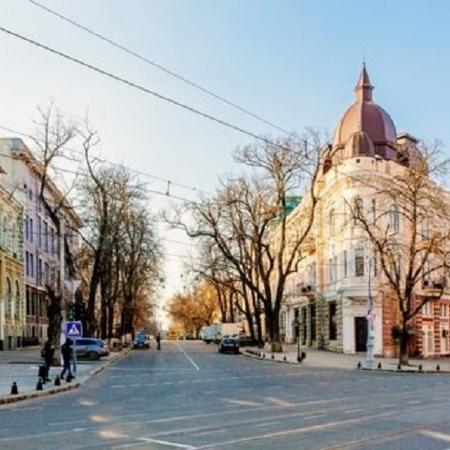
[360,367,450,374]
[242,350,300,365]
[0,347,131,406]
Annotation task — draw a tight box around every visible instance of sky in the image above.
[2,0,450,326]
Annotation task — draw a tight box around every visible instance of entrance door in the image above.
[354,317,367,352]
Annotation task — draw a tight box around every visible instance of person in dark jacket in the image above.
[60,338,73,380]
[156,332,161,351]
[42,340,54,382]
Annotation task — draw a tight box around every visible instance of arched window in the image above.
[5,277,12,319]
[15,281,20,321]
[389,204,400,233]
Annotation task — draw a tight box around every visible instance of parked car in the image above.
[133,334,150,349]
[74,338,109,360]
[237,335,256,347]
[218,337,240,354]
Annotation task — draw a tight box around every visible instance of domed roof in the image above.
[333,65,397,153]
[344,130,375,158]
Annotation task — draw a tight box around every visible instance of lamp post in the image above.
[295,315,302,362]
[364,246,375,369]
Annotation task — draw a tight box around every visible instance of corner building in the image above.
[281,66,450,358]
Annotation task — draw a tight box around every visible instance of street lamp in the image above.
[294,315,303,362]
[363,245,376,369]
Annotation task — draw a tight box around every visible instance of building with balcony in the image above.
[280,65,450,358]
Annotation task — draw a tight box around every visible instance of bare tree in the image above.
[170,132,323,351]
[349,142,450,365]
[29,104,81,363]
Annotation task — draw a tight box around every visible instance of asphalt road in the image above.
[2,341,450,449]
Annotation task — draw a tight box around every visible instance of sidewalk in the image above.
[243,345,450,372]
[0,347,129,404]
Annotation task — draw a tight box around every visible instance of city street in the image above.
[1,342,450,449]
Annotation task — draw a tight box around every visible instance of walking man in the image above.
[60,338,73,380]
[156,332,161,351]
[42,340,54,382]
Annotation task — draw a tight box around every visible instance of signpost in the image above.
[65,321,83,374]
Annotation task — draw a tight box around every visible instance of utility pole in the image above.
[364,245,375,369]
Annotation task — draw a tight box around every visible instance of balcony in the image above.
[422,279,445,298]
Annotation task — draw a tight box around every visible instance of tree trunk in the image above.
[399,320,410,366]
[47,290,62,366]
[267,311,283,352]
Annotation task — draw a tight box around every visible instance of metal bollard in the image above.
[11,381,18,395]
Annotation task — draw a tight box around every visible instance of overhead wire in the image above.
[27,0,294,137]
[0,26,294,154]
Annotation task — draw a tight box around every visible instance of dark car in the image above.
[133,334,150,349]
[74,338,109,360]
[218,337,239,354]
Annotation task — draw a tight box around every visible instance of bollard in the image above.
[357,361,362,369]
[418,364,423,371]
[54,375,61,386]
[377,362,382,370]
[283,355,287,361]
[271,354,274,360]
[437,364,441,371]
[36,378,44,391]
[397,364,402,370]
[262,353,266,359]
[11,382,18,395]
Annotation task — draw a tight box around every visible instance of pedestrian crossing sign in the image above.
[66,321,83,337]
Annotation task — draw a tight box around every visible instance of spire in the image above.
[354,63,373,102]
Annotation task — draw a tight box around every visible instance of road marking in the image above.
[344,408,364,414]
[304,414,326,420]
[264,397,295,407]
[253,421,281,428]
[190,428,226,437]
[420,430,450,443]
[176,342,200,371]
[408,400,421,404]
[136,437,196,449]
[224,399,263,407]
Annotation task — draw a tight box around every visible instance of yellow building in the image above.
[0,168,25,350]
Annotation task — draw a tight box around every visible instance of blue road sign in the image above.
[65,321,83,338]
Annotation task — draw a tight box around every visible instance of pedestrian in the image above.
[156,332,161,351]
[60,338,73,380]
[42,340,54,382]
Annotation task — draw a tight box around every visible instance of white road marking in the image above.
[253,421,281,428]
[304,414,325,420]
[420,430,450,443]
[224,399,263,407]
[344,408,364,414]
[136,437,196,449]
[176,342,200,371]
[190,428,226,437]
[408,400,421,404]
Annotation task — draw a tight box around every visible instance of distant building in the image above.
[0,138,82,345]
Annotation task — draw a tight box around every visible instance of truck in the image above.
[202,323,244,344]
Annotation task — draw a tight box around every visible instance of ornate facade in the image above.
[281,66,450,357]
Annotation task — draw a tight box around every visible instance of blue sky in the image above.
[2,0,450,323]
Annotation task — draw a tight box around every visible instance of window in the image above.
[44,222,48,252]
[15,281,20,321]
[329,208,336,236]
[50,228,54,254]
[29,218,33,243]
[354,197,363,224]
[44,262,49,285]
[25,251,29,277]
[355,247,365,277]
[26,289,31,315]
[38,218,42,248]
[344,250,348,277]
[371,199,376,224]
[329,301,337,340]
[25,215,29,241]
[422,302,433,316]
[30,254,34,278]
[5,278,12,318]
[389,204,400,233]
[328,256,337,282]
[441,304,448,317]
[28,189,33,201]
[38,258,43,286]
[308,263,316,285]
